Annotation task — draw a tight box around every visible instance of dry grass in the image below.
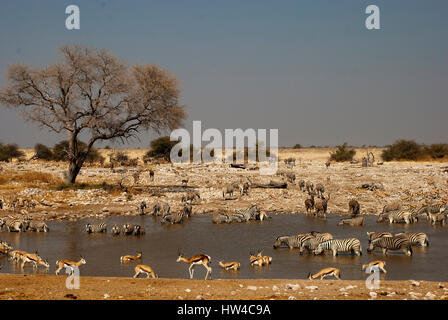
[0,170,63,186]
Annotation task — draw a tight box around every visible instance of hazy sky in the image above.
[0,0,447,148]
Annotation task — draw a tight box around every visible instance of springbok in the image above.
[362,260,387,274]
[218,261,240,271]
[176,252,212,280]
[308,267,341,280]
[133,264,158,278]
[120,252,142,263]
[55,256,86,275]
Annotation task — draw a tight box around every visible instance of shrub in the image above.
[381,140,423,161]
[329,143,356,162]
[34,143,53,160]
[144,136,178,162]
[293,144,302,149]
[0,142,25,162]
[424,144,448,159]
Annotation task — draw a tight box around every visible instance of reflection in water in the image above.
[0,214,447,281]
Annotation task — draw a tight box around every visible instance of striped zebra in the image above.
[85,222,107,233]
[299,232,333,254]
[394,232,429,247]
[367,236,413,256]
[377,210,414,224]
[313,238,362,256]
[1,217,24,232]
[417,203,447,216]
[309,231,333,242]
[273,234,313,249]
[27,220,49,232]
[366,232,393,243]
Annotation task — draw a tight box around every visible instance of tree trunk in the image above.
[66,160,82,184]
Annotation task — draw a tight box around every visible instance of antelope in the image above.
[21,252,50,269]
[176,252,212,280]
[133,264,158,278]
[9,250,27,262]
[362,260,387,274]
[55,256,86,275]
[218,261,240,271]
[308,267,341,280]
[257,251,272,265]
[249,252,264,266]
[120,252,142,263]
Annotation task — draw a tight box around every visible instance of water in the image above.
[0,214,447,281]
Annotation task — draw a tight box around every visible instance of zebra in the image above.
[239,182,250,196]
[366,232,393,243]
[418,203,447,216]
[133,224,145,235]
[27,220,49,232]
[305,181,314,194]
[337,216,364,226]
[182,204,193,218]
[305,192,315,213]
[348,199,360,216]
[315,183,325,199]
[182,191,200,204]
[222,185,236,199]
[367,236,413,256]
[138,201,147,215]
[111,224,121,235]
[299,232,333,255]
[161,211,184,224]
[273,234,313,249]
[122,223,134,235]
[381,201,401,214]
[212,213,231,224]
[394,232,429,247]
[377,210,414,224]
[85,222,107,233]
[313,238,362,256]
[298,180,306,192]
[152,203,162,216]
[2,217,24,232]
[427,212,447,226]
[314,194,330,218]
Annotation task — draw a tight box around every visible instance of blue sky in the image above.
[0,0,447,148]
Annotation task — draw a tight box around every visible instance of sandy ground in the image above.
[0,274,447,300]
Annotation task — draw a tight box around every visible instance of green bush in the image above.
[34,143,53,160]
[329,143,356,162]
[381,140,423,161]
[0,142,24,162]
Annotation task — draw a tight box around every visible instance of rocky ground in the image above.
[0,274,446,300]
[0,148,447,222]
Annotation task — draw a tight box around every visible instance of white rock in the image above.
[288,296,296,300]
[305,286,318,290]
[103,294,110,299]
[272,285,279,291]
[286,284,300,291]
[425,292,436,300]
[185,288,191,293]
[247,286,258,291]
[410,280,420,287]
[369,292,377,298]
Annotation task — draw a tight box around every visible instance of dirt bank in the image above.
[0,274,447,300]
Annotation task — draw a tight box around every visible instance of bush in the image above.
[0,142,24,162]
[34,143,53,160]
[381,140,423,161]
[329,143,356,162]
[293,144,302,149]
[144,136,178,162]
[424,143,448,159]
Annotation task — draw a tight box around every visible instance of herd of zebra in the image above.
[0,213,49,233]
